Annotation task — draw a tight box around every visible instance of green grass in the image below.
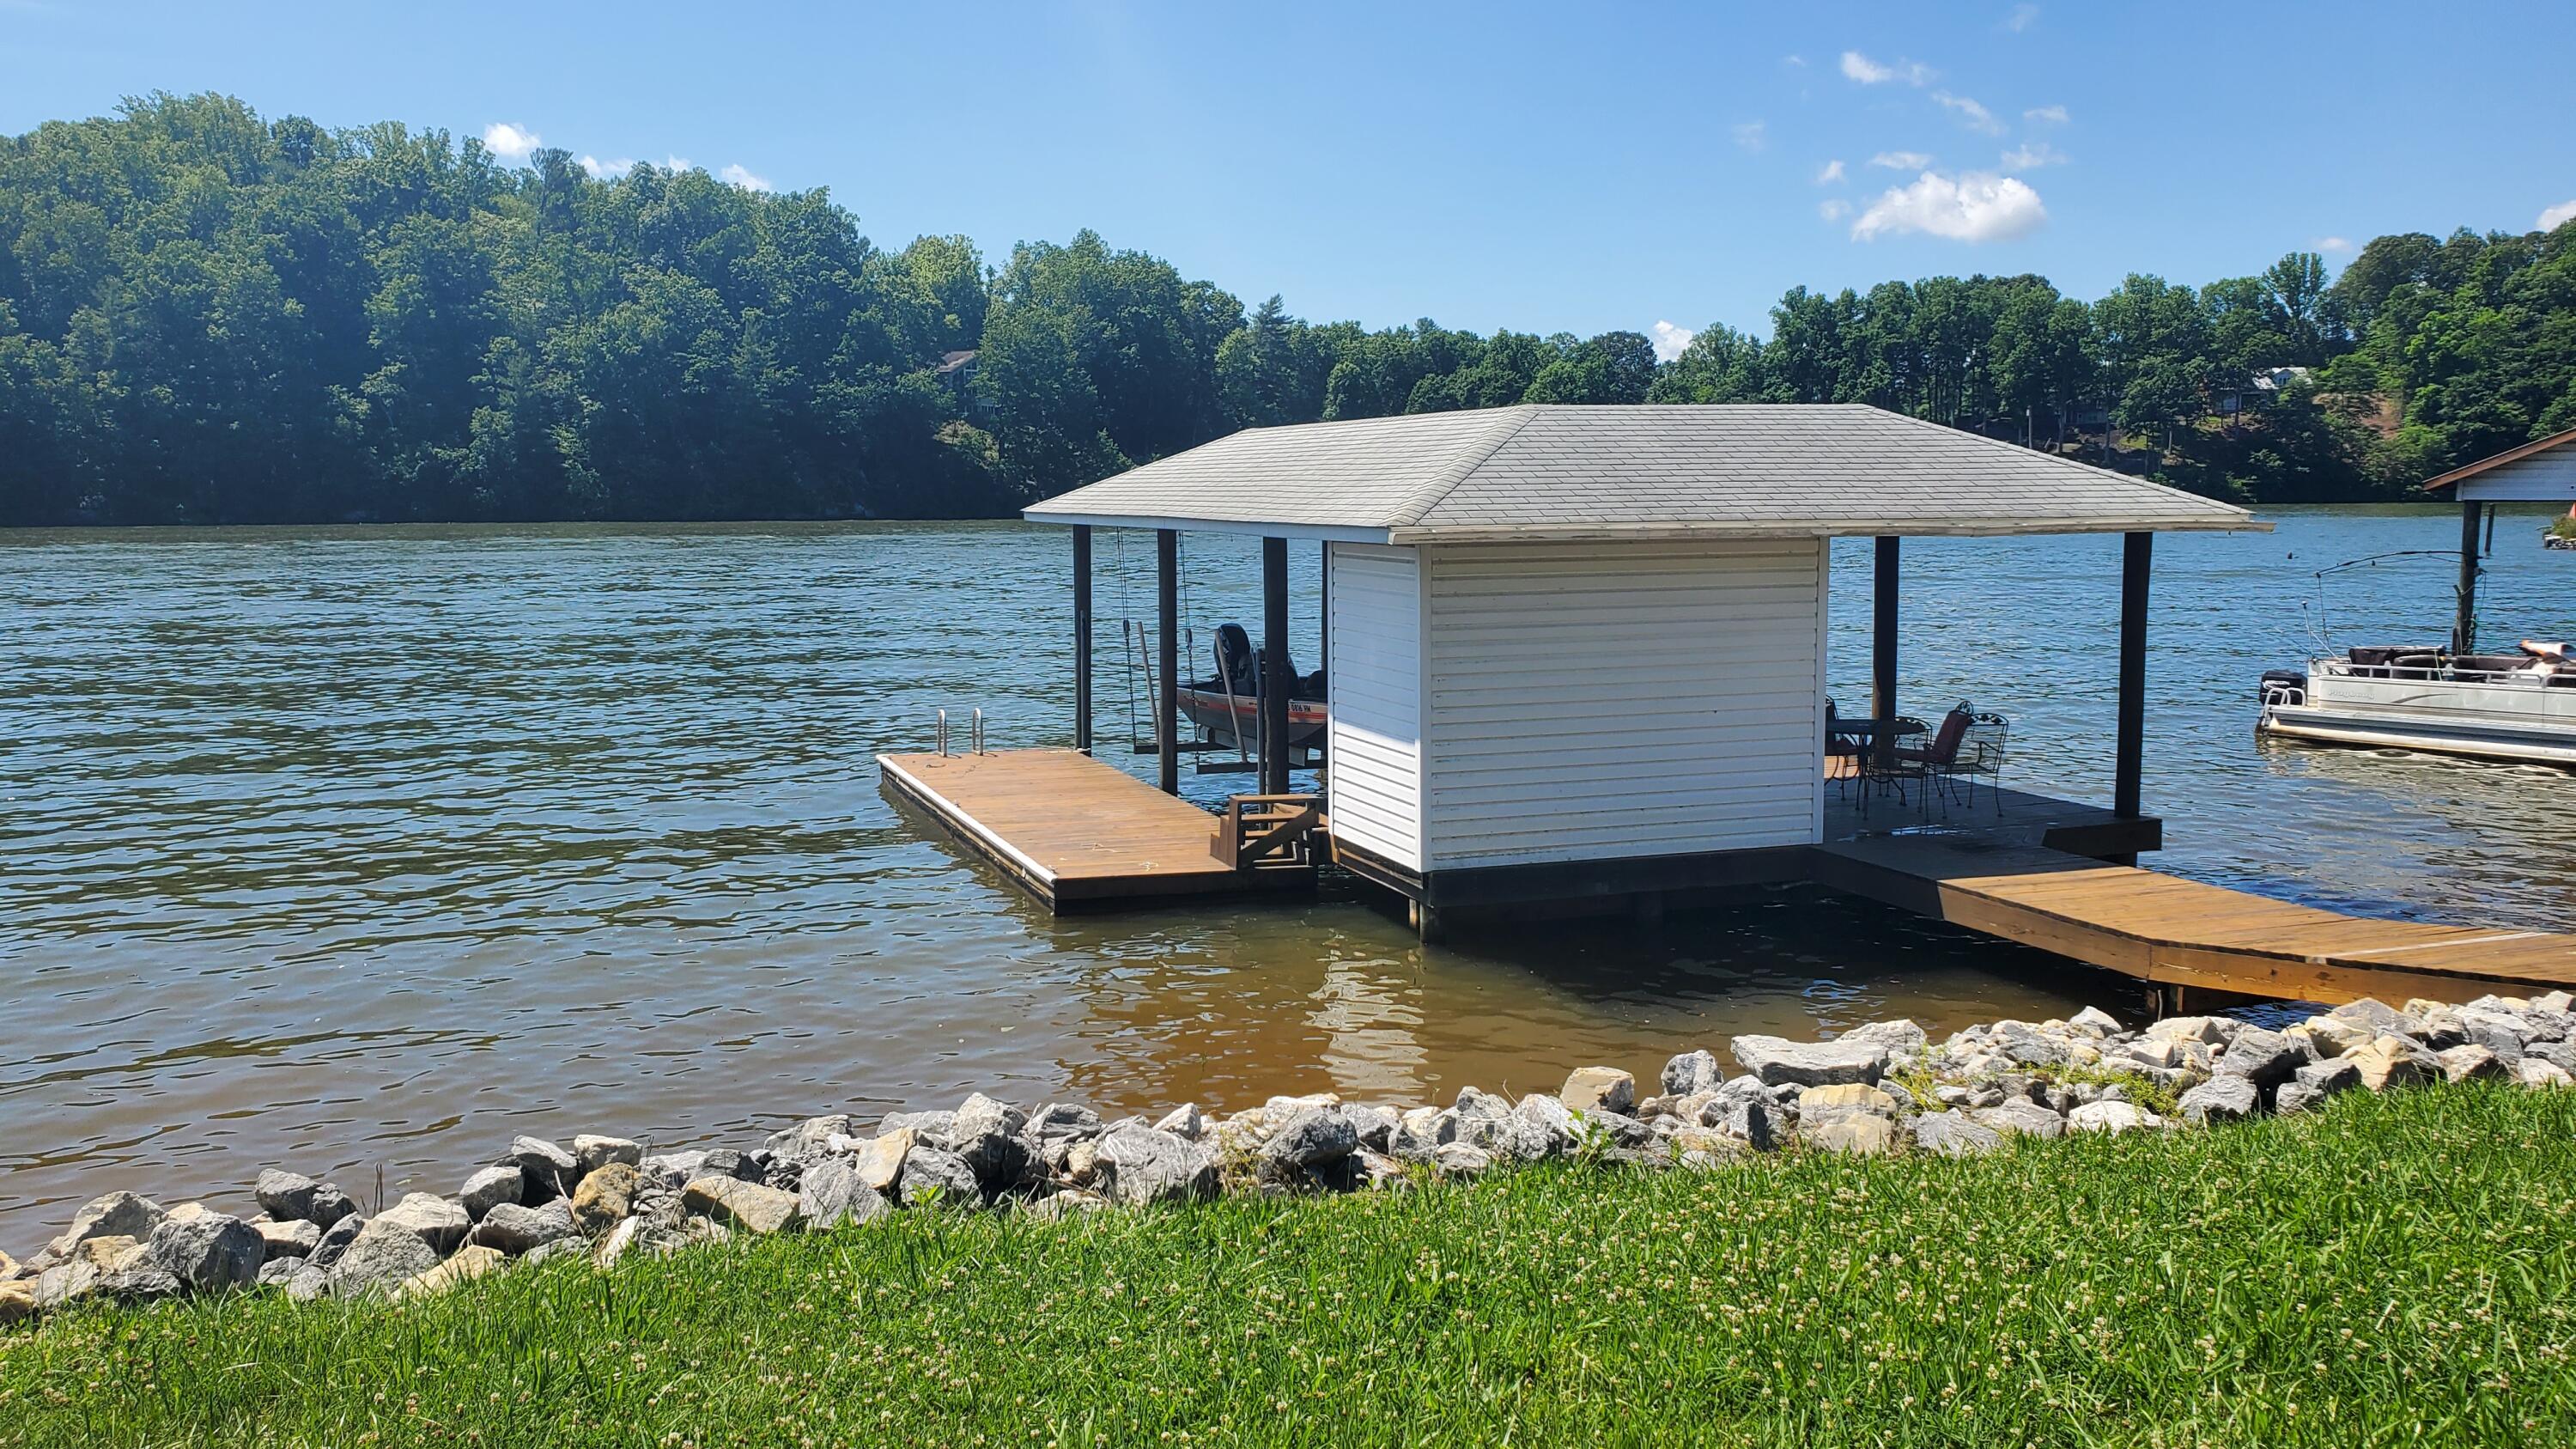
[5,1087,2573,1447]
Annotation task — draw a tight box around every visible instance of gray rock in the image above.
[46,1190,168,1258]
[2067,1100,2160,1135]
[327,1220,442,1300]
[1729,1034,1887,1087]
[1427,1142,1492,1178]
[897,1145,982,1208]
[254,1217,320,1261]
[762,1116,850,1166]
[509,1136,581,1201]
[1091,1123,1218,1206]
[461,1164,524,1221]
[1990,1022,2069,1068]
[2274,1080,2324,1114]
[251,1172,356,1230]
[2068,1005,2123,1035]
[33,1260,100,1310]
[283,1262,332,1302]
[1841,1019,1929,1056]
[1973,1100,2065,1140]
[2293,1056,2361,1098]
[1911,1113,2002,1157]
[880,1110,958,1145]
[469,1199,577,1255]
[2215,1026,2306,1087]
[2179,1074,2259,1124]
[2328,998,2413,1038]
[2436,1044,2508,1082]
[1343,1104,1400,1152]
[255,1255,306,1288]
[797,1157,890,1229]
[2530,1040,2576,1074]
[1261,1107,1360,1170]
[1147,1104,1201,1140]
[142,1211,264,1293]
[1027,1103,1104,1144]
[953,1093,1027,1142]
[573,1135,644,1175]
[307,1212,366,1269]
[1708,1096,1786,1151]
[1661,1049,1723,1096]
[1507,1094,1580,1158]
[2408,1007,2469,1051]
[376,1192,471,1254]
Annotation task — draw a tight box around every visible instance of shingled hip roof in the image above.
[1023,403,2266,542]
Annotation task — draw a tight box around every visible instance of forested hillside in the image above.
[5,94,2574,526]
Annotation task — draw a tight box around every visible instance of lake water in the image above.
[4,508,2572,1245]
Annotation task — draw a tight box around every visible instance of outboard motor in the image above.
[1214,623,1259,697]
[2259,667,2306,705]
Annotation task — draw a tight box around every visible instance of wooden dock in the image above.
[1813,833,2576,1005]
[881,750,2572,1004]
[878,748,1314,910]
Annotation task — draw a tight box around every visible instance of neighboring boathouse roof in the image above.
[1024,404,2265,543]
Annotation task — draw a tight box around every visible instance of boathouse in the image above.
[1020,404,2257,924]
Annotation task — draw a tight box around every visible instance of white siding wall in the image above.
[2458,445,2576,501]
[1324,544,1425,871]
[1419,539,1826,870]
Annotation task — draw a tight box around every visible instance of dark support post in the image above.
[1260,536,1291,795]
[2484,504,2498,557]
[1156,528,1179,795]
[1072,526,1093,754]
[2115,531,2152,820]
[2453,499,2482,656]
[1871,536,1900,769]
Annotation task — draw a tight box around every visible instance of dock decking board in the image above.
[1814,833,2576,1003]
[878,748,1312,910]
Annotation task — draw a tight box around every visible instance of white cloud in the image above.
[579,155,635,180]
[1852,170,2047,243]
[482,122,541,161]
[662,155,694,172]
[720,163,774,192]
[2541,199,2576,231]
[1815,159,1846,185]
[2315,236,2354,253]
[2000,140,2067,168]
[1820,198,1853,222]
[2006,3,2040,32]
[1869,150,1934,169]
[1782,53,1807,68]
[2024,104,2069,125]
[1731,121,1767,153]
[1933,92,2007,136]
[1650,321,1696,362]
[1841,50,1932,86]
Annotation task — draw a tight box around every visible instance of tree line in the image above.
[5,94,2574,527]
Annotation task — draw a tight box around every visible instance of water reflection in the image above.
[0,508,2568,1244]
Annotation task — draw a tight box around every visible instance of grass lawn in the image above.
[3,1085,2572,1447]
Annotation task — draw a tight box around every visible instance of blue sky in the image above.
[6,1,2573,355]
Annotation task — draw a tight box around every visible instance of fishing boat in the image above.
[1176,623,1327,752]
[2257,428,2576,767]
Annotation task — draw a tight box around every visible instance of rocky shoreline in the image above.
[5,990,2570,1328]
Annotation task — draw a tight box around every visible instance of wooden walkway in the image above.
[878,748,1313,910]
[1812,833,2576,1005]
